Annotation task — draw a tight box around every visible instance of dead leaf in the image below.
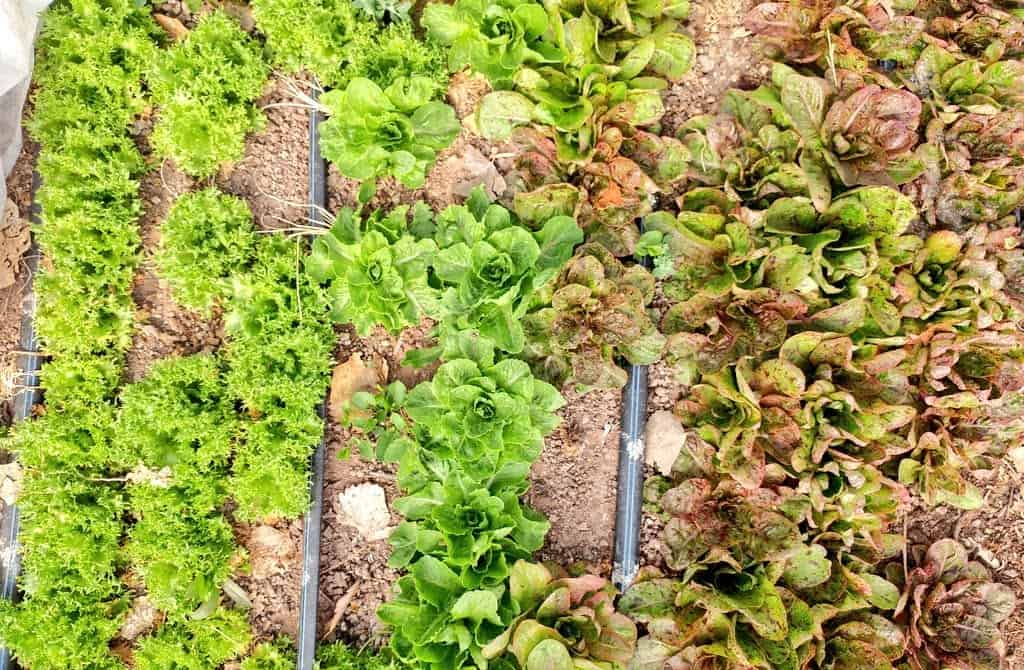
[222,0,256,32]
[431,145,508,201]
[329,352,385,424]
[0,461,23,507]
[118,596,161,641]
[645,410,688,475]
[0,199,30,290]
[322,583,359,640]
[153,13,189,41]
[446,71,491,119]
[248,525,296,579]
[337,483,392,541]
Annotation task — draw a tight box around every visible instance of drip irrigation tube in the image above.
[297,83,328,670]
[0,175,44,670]
[612,362,649,592]
[612,248,651,593]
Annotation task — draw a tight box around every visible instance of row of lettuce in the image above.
[258,0,1024,669]
[0,0,379,668]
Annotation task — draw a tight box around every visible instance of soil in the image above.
[233,518,304,640]
[218,76,311,232]
[0,128,37,427]
[661,0,770,136]
[125,164,223,384]
[528,386,620,571]
[316,324,431,647]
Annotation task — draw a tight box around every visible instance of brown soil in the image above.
[661,0,770,136]
[648,359,684,416]
[528,386,620,571]
[125,164,223,384]
[218,76,310,232]
[316,323,436,646]
[233,518,304,640]
[0,128,38,426]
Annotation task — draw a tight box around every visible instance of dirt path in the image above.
[0,127,37,427]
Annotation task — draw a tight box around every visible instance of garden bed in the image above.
[2,0,1024,668]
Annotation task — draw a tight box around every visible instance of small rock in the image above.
[644,410,688,475]
[249,525,295,579]
[338,483,392,542]
[0,462,22,507]
[126,464,173,488]
[1007,446,1024,472]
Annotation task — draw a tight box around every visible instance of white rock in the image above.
[338,483,392,542]
[644,410,688,476]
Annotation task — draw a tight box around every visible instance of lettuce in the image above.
[156,189,258,315]
[319,77,459,188]
[148,11,268,177]
[405,340,564,478]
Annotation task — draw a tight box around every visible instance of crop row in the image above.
[2,0,1023,669]
[0,2,351,668]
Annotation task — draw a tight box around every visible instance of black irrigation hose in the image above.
[0,173,44,670]
[612,362,649,592]
[297,83,328,670]
[611,245,651,593]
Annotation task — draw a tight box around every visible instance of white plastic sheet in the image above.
[0,0,53,219]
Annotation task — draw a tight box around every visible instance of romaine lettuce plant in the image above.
[432,195,583,352]
[388,468,549,588]
[319,76,459,188]
[306,221,439,335]
[891,539,1016,670]
[405,342,564,477]
[481,561,637,669]
[423,0,565,86]
[523,242,665,389]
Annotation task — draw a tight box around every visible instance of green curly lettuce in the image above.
[134,608,252,670]
[148,11,268,177]
[252,0,368,86]
[156,188,257,316]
